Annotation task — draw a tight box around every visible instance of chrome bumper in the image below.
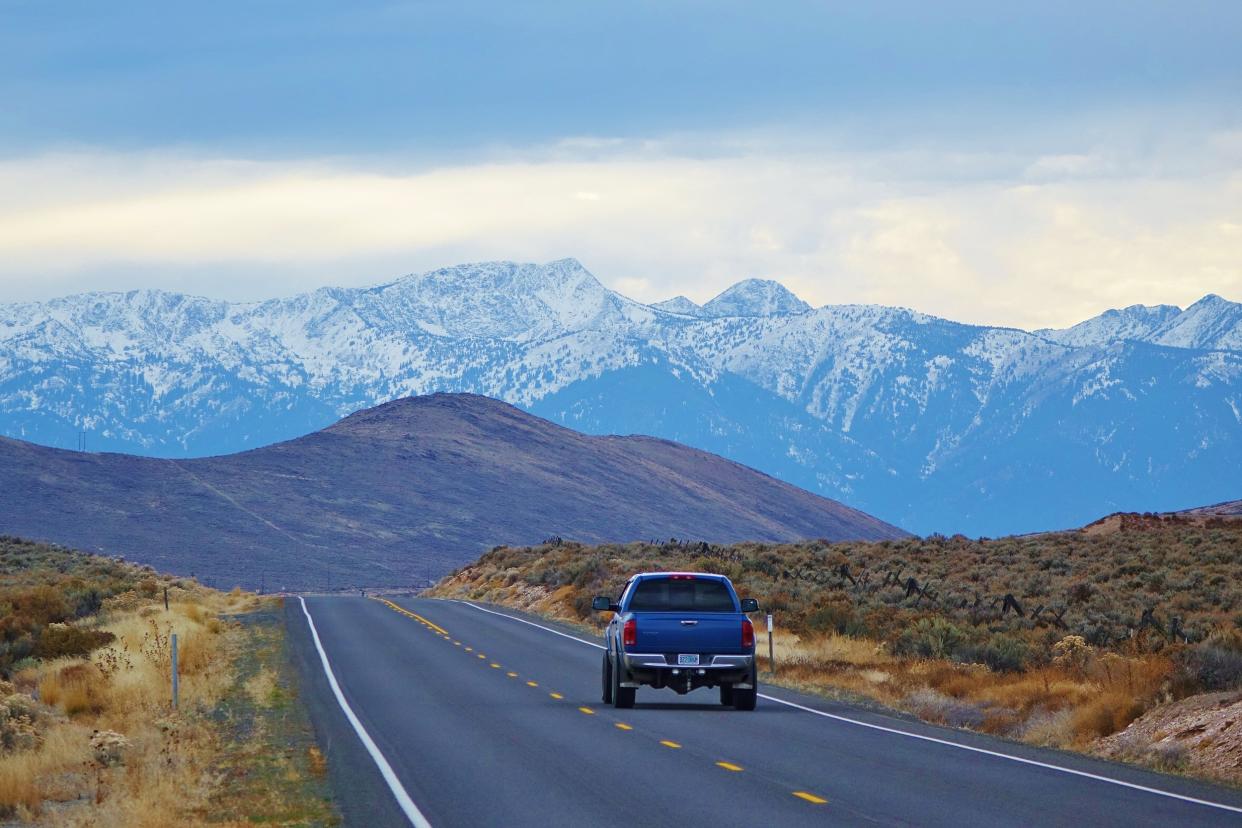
[620,653,754,688]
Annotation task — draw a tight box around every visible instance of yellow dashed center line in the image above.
[372,597,831,800]
[374,598,450,634]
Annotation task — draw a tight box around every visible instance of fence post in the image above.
[164,586,169,612]
[171,633,179,710]
[766,613,775,676]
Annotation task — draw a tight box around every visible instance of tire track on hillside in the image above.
[167,459,330,549]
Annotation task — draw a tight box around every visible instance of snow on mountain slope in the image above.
[651,296,703,316]
[700,278,811,318]
[1040,295,1242,352]
[1149,294,1242,351]
[1039,303,1183,348]
[1,258,1238,536]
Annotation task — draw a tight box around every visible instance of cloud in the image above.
[0,137,1238,329]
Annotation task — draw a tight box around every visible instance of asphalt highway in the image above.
[286,596,1242,827]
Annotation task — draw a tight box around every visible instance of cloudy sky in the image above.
[2,1,1240,328]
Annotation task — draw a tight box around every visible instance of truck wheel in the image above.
[612,655,635,709]
[733,668,757,711]
[719,684,734,706]
[601,653,613,704]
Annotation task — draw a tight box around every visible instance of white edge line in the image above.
[449,599,1242,816]
[299,597,433,828]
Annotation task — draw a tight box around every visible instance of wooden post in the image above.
[164,586,169,612]
[171,633,179,710]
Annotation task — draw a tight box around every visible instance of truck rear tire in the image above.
[733,668,757,711]
[612,655,635,709]
[719,684,734,706]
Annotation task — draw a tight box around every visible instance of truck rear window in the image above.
[628,578,736,612]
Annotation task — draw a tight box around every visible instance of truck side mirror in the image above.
[591,596,616,612]
[739,598,759,613]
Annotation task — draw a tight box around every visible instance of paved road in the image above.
[286,596,1242,827]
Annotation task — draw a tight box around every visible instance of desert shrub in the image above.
[894,617,967,660]
[1202,625,1242,653]
[1070,691,1145,740]
[38,663,105,716]
[32,625,115,660]
[569,590,594,619]
[1066,580,1094,605]
[905,688,987,729]
[0,688,44,753]
[1172,643,1242,694]
[1051,635,1093,674]
[960,633,1030,672]
[805,600,865,636]
[12,586,69,626]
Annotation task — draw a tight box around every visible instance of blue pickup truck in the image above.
[592,572,760,710]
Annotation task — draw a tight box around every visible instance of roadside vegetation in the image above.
[428,513,1242,785]
[0,536,339,825]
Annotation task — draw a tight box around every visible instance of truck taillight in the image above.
[623,618,637,648]
[741,618,754,648]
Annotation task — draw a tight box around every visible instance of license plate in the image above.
[677,653,700,666]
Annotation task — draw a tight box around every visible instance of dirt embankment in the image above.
[1097,691,1242,784]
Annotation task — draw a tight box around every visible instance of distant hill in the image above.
[0,394,907,590]
[3,259,1239,537]
[1177,499,1242,516]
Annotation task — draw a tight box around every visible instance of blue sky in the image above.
[2,1,1240,326]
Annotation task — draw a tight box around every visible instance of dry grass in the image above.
[0,538,336,825]
[244,668,279,708]
[2,590,238,825]
[752,633,1171,747]
[0,723,94,818]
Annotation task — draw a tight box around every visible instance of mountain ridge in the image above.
[0,393,907,589]
[2,258,1239,536]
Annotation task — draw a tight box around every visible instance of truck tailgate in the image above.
[633,614,746,654]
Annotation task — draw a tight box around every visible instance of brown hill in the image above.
[0,394,907,590]
[1178,499,1242,516]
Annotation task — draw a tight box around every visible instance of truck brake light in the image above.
[741,618,754,648]
[623,618,637,648]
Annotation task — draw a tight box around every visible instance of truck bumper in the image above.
[619,653,755,690]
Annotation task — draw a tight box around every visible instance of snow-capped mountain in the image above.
[2,258,1239,536]
[700,279,812,318]
[1039,294,1242,351]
